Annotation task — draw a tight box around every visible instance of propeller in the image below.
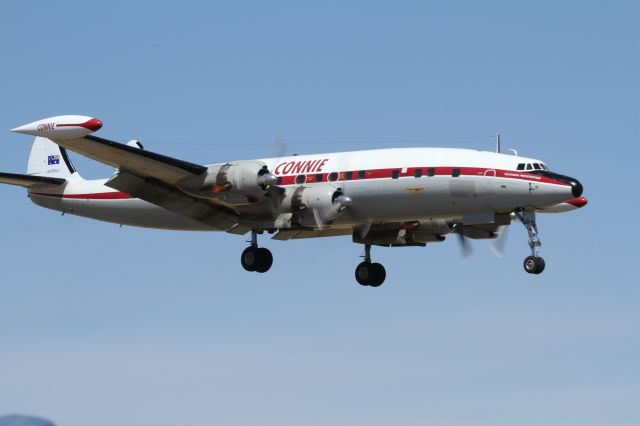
[453,223,474,261]
[489,213,515,257]
[360,218,373,240]
[489,224,510,258]
[312,207,325,230]
[274,135,288,159]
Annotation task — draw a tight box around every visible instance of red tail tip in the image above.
[82,118,103,132]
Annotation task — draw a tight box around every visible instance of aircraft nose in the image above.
[569,178,583,198]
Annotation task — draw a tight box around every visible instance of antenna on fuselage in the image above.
[496,132,501,153]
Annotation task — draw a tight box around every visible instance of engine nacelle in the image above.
[178,160,277,202]
[215,161,277,196]
[278,184,351,228]
[407,219,452,243]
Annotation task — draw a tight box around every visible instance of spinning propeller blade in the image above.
[312,207,325,230]
[453,224,474,261]
[360,218,373,239]
[490,225,510,258]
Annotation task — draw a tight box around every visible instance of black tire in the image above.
[241,246,262,272]
[368,263,386,287]
[534,257,545,274]
[355,262,371,286]
[255,248,273,273]
[523,256,538,274]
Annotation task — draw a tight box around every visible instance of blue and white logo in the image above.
[47,155,60,165]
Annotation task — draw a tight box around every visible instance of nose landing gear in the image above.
[515,210,545,274]
[355,244,386,287]
[241,230,273,273]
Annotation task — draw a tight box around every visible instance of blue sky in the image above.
[0,1,638,425]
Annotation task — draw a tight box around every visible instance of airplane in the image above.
[0,115,587,287]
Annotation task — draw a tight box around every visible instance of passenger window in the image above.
[452,168,460,177]
[358,170,366,179]
[315,173,323,182]
[413,168,423,178]
[295,174,306,184]
[526,164,532,170]
[391,170,400,179]
[427,168,435,177]
[533,163,541,170]
[516,163,525,170]
[328,172,339,182]
[345,171,353,180]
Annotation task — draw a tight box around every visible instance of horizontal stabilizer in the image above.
[0,172,65,188]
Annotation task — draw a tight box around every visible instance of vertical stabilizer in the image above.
[27,137,81,180]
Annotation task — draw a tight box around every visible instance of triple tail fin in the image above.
[0,137,81,188]
[27,137,82,180]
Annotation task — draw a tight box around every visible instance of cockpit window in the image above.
[541,163,549,171]
[533,163,542,170]
[516,163,525,170]
[526,163,533,170]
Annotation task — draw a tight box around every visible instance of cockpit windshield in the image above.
[516,162,549,171]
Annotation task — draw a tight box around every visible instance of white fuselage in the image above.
[27,147,578,230]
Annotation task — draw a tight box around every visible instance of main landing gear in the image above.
[355,244,386,287]
[515,210,545,274]
[241,230,273,273]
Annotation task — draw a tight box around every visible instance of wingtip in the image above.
[10,115,102,139]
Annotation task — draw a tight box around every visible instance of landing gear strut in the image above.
[355,244,386,287]
[515,210,545,274]
[241,230,273,273]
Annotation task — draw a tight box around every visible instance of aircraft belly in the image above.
[29,195,215,231]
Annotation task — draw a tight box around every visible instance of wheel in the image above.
[524,256,545,274]
[255,248,273,273]
[523,256,538,274]
[368,263,386,287]
[241,246,262,272]
[355,261,372,286]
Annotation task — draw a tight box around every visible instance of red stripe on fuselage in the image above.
[30,191,132,200]
[29,167,570,199]
[275,166,571,187]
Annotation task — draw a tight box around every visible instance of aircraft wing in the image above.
[58,135,207,184]
[9,116,274,232]
[106,170,239,231]
[49,135,240,231]
[0,172,65,188]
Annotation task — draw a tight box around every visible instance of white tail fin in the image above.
[27,137,82,180]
